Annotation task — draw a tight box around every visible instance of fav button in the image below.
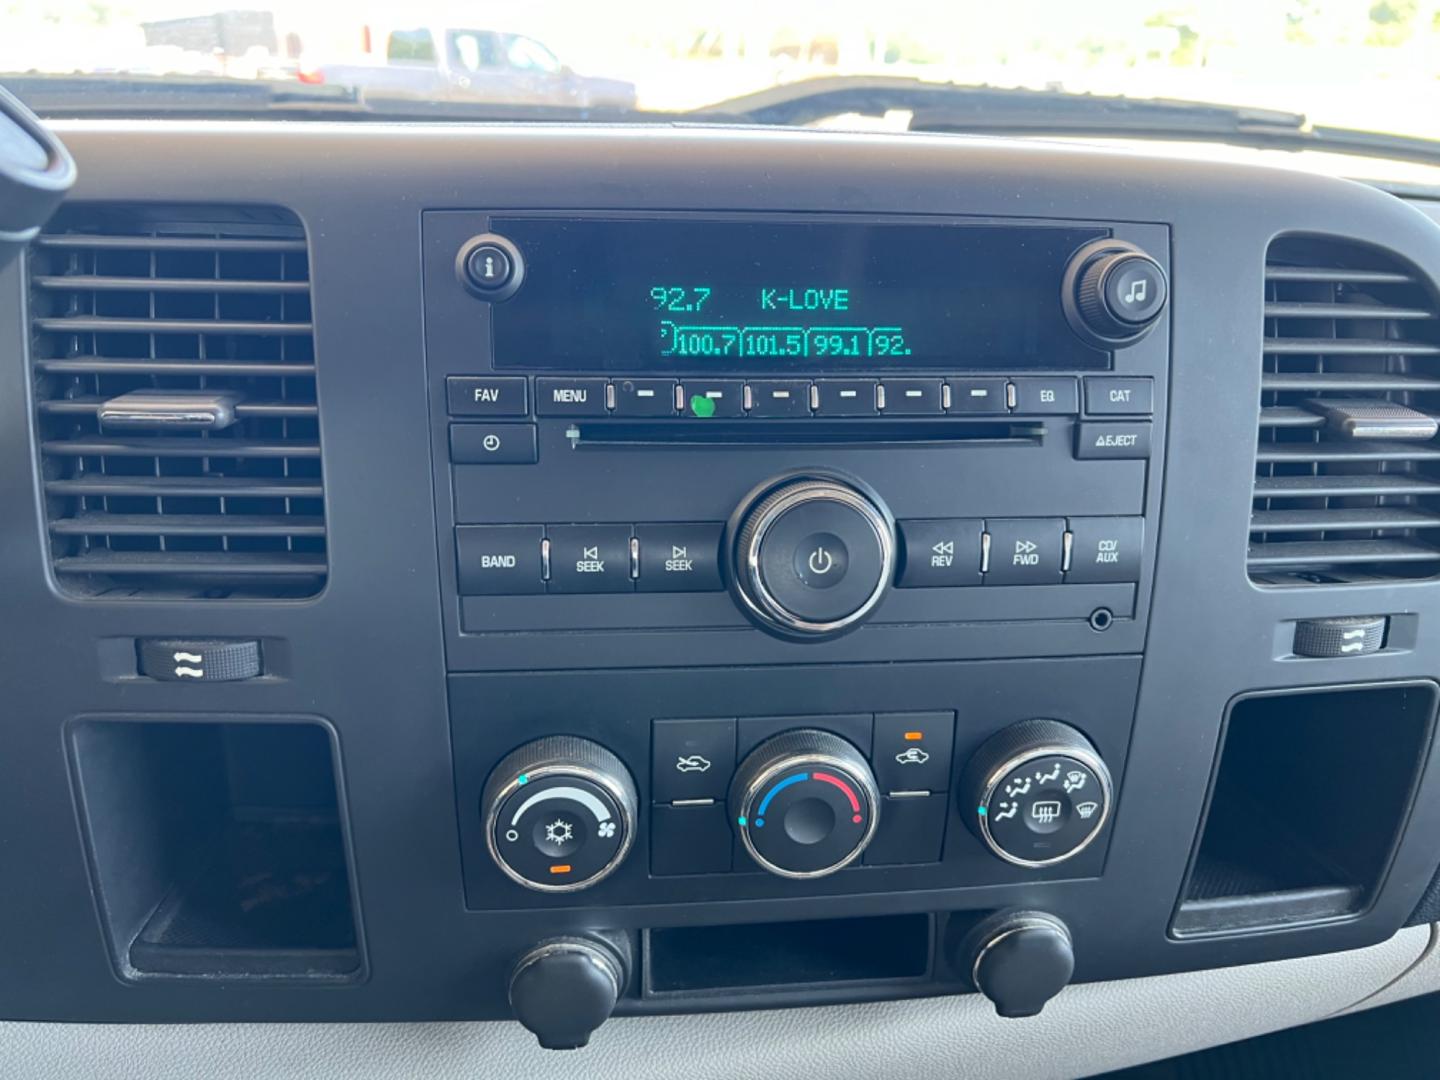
[652,718,736,803]
[985,519,1065,585]
[446,376,528,417]
[635,523,724,593]
[546,525,633,593]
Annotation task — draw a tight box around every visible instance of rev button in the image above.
[547,525,633,594]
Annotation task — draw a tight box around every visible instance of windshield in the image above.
[2,1,1437,145]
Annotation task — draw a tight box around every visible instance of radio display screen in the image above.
[490,218,1110,371]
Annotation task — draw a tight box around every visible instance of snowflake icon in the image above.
[544,818,574,846]
[597,820,617,839]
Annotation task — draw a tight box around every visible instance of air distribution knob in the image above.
[482,736,638,893]
[1065,241,1168,346]
[730,729,880,878]
[731,475,896,640]
[960,719,1113,868]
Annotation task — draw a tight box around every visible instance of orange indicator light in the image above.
[549,864,572,874]
[903,731,924,741]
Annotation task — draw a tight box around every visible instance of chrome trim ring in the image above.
[970,915,1072,988]
[484,761,636,894]
[975,743,1113,869]
[735,750,881,880]
[736,480,895,637]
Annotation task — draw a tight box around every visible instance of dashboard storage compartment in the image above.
[1173,683,1438,936]
[69,717,361,980]
[645,914,931,995]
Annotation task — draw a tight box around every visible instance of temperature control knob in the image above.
[730,730,880,878]
[960,719,1113,868]
[1063,240,1168,347]
[731,475,896,640]
[483,736,637,893]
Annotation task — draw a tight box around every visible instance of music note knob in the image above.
[1066,242,1168,346]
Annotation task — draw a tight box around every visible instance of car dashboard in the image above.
[4,118,1440,1075]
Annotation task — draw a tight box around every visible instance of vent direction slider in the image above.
[98,389,244,431]
[1302,398,1438,442]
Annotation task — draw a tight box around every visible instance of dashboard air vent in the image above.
[1250,237,1440,585]
[28,205,326,598]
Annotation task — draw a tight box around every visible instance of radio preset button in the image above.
[613,378,677,417]
[546,525,634,593]
[449,423,538,465]
[1066,517,1144,584]
[880,378,943,415]
[681,380,745,418]
[536,378,609,417]
[456,525,544,595]
[1011,377,1079,416]
[635,523,724,593]
[1084,377,1154,416]
[814,379,878,417]
[984,519,1065,585]
[898,519,983,588]
[747,380,812,418]
[447,376,528,417]
[946,377,1010,414]
[1075,421,1152,459]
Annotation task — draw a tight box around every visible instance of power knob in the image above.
[1063,240,1168,347]
[482,736,638,893]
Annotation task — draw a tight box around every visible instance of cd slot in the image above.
[565,419,1046,449]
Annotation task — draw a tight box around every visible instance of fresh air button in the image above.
[635,523,724,593]
[652,718,736,803]
[137,639,262,682]
[449,423,538,464]
[873,711,955,794]
[681,380,745,418]
[1085,377,1154,416]
[1076,421,1152,460]
[536,377,609,416]
[946,377,1009,414]
[546,525,633,593]
[815,379,878,417]
[880,378,942,415]
[1066,517,1144,584]
[1011,377,1078,415]
[455,525,544,595]
[614,378,677,417]
[747,380,811,418]
[446,376,528,417]
[898,519,983,588]
[984,518,1065,585]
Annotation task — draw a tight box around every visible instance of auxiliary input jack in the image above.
[1088,608,1114,632]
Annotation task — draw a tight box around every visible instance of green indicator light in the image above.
[976,805,987,816]
[517,774,529,785]
[737,815,747,827]
[689,394,717,419]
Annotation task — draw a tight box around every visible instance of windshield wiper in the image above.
[699,75,1440,167]
[0,73,660,123]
